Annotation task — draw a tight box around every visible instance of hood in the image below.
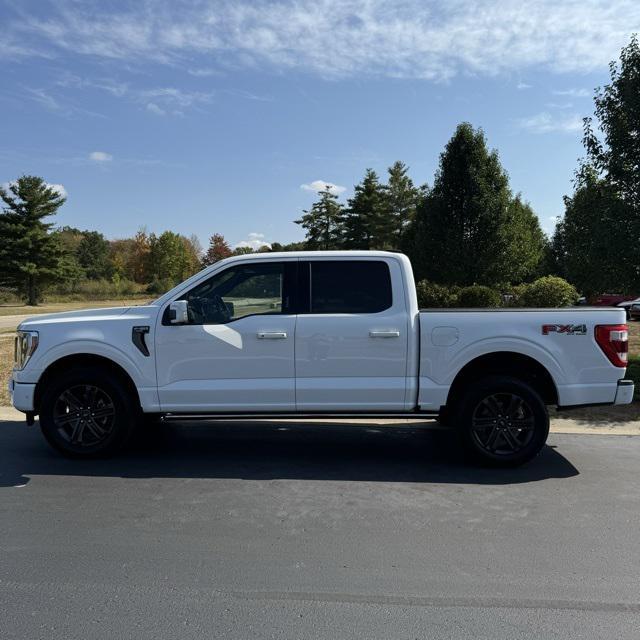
[17,305,154,330]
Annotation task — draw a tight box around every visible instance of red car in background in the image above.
[584,294,639,320]
[591,293,637,307]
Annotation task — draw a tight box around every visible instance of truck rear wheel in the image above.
[454,375,549,467]
[39,368,136,458]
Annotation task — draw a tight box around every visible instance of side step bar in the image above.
[162,412,440,422]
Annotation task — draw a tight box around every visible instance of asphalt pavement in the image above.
[1,418,639,639]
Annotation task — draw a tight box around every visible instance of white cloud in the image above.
[516,112,583,134]
[301,180,346,195]
[517,82,532,90]
[47,183,67,198]
[5,1,639,81]
[552,88,591,98]
[235,232,271,251]
[146,102,166,116]
[140,87,213,108]
[89,150,112,162]
[187,68,221,77]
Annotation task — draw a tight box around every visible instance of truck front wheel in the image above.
[39,368,137,458]
[454,375,549,467]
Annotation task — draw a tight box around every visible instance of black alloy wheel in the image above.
[454,375,549,467]
[39,367,136,458]
[52,384,116,447]
[470,392,535,456]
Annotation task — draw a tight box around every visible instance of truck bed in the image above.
[417,307,627,411]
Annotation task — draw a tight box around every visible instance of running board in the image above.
[162,411,440,422]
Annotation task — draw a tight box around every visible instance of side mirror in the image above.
[168,300,189,325]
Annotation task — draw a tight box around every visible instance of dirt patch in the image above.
[554,402,639,424]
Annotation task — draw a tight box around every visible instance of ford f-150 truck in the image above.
[9,251,634,466]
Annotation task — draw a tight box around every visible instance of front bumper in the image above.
[8,376,36,412]
[614,379,635,405]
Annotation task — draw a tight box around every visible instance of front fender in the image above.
[15,338,160,412]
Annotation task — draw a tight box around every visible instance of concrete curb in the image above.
[1,406,639,435]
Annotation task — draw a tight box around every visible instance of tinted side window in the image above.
[182,262,287,324]
[309,261,392,313]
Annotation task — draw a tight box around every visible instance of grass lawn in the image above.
[629,319,640,356]
[0,337,13,405]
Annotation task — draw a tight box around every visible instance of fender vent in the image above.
[132,326,150,357]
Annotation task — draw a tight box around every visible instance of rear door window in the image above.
[308,261,392,313]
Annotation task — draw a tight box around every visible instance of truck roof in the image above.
[223,250,406,262]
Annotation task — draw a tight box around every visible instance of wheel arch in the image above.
[445,351,558,410]
[34,353,142,414]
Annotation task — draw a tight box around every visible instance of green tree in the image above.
[557,35,640,293]
[384,161,423,246]
[295,186,344,249]
[77,230,111,279]
[182,234,203,275]
[109,238,136,280]
[503,196,547,283]
[126,229,151,283]
[148,231,194,286]
[202,233,233,266]
[557,167,627,296]
[233,246,254,256]
[343,169,388,249]
[0,176,69,305]
[270,241,305,252]
[407,123,543,286]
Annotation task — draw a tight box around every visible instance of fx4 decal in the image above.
[542,324,587,335]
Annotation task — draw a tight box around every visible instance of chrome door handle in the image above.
[369,330,400,338]
[257,331,287,339]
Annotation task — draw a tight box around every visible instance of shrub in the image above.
[501,284,528,307]
[416,280,459,308]
[520,276,579,308]
[44,278,146,301]
[0,287,20,304]
[146,278,176,296]
[457,285,501,308]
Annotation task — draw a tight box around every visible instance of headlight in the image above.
[14,330,39,370]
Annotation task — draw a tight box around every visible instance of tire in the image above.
[39,367,137,458]
[453,375,549,467]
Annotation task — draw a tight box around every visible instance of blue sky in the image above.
[1,0,638,249]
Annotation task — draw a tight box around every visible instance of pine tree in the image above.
[295,186,343,250]
[202,233,233,266]
[0,176,68,305]
[408,123,543,285]
[77,231,111,279]
[384,161,423,246]
[343,169,387,249]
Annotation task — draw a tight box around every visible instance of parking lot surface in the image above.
[1,419,639,639]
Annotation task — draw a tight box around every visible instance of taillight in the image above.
[595,324,628,367]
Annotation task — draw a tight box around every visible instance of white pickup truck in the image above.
[9,251,634,465]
